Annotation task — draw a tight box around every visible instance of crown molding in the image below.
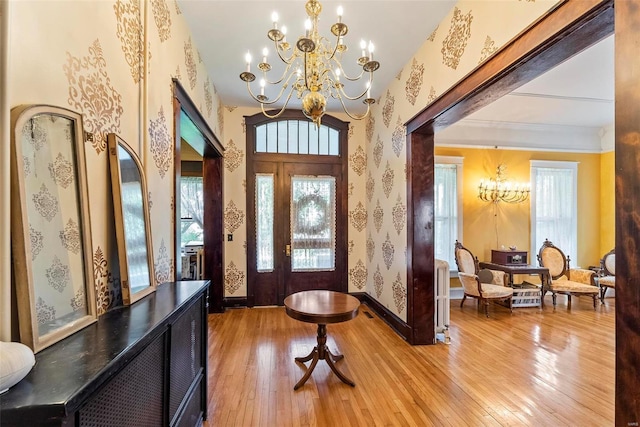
[436,119,607,153]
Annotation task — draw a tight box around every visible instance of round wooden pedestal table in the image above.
[283,290,360,390]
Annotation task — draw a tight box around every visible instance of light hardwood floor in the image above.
[204,295,615,426]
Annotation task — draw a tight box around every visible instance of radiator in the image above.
[434,259,451,344]
[196,248,204,280]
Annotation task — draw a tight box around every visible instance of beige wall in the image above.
[5,0,222,334]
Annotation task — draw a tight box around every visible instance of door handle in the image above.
[285,244,291,257]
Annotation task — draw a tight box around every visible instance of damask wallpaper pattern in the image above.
[441,7,473,70]
[349,202,367,233]
[7,0,559,327]
[114,0,144,83]
[361,0,560,321]
[63,39,124,155]
[151,0,171,42]
[148,106,172,179]
[10,0,222,322]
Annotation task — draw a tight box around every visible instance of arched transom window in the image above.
[255,120,340,156]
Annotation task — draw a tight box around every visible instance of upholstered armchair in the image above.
[457,273,513,317]
[537,239,598,309]
[598,248,615,303]
[454,241,508,286]
[454,241,513,317]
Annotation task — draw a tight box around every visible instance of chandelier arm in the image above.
[255,77,299,105]
[334,62,366,81]
[263,60,297,86]
[326,35,341,61]
[273,39,296,65]
[336,85,370,101]
[244,80,266,103]
[259,91,295,119]
[334,73,373,101]
[335,94,372,121]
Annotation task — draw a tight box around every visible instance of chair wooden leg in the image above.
[600,287,607,304]
[460,295,466,308]
[567,294,572,309]
[592,294,597,310]
[552,292,557,307]
[483,299,489,317]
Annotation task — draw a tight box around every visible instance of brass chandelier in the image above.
[239,0,380,127]
[478,164,531,204]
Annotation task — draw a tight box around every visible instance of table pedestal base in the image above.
[294,323,355,390]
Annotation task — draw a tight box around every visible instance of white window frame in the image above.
[435,156,463,274]
[530,160,578,262]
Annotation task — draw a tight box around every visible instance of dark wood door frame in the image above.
[173,79,225,313]
[405,0,640,422]
[245,110,349,307]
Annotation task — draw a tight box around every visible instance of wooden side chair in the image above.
[598,248,615,303]
[537,239,599,309]
[454,241,513,317]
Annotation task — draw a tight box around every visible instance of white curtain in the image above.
[532,166,577,260]
[434,164,458,269]
[290,175,336,271]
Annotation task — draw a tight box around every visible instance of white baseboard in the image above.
[450,287,464,300]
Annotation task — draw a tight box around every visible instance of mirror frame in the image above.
[107,133,156,305]
[10,104,97,353]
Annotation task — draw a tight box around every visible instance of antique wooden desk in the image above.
[284,290,360,390]
[479,262,549,308]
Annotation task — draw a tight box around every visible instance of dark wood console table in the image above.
[284,290,360,390]
[0,280,209,427]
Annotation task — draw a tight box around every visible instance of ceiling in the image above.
[439,34,614,152]
[179,0,456,112]
[179,1,614,152]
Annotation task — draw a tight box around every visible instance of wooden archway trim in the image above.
[405,0,614,347]
[172,79,224,313]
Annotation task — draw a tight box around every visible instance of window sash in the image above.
[254,120,340,156]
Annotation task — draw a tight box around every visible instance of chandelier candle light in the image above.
[239,0,379,127]
[478,164,531,204]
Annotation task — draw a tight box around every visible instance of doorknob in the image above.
[285,244,291,256]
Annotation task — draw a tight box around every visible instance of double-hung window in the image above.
[530,160,578,260]
[434,156,463,272]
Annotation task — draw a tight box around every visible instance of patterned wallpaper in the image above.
[363,0,560,321]
[8,0,558,327]
[221,107,368,297]
[9,0,222,318]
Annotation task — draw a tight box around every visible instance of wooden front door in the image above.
[246,112,348,306]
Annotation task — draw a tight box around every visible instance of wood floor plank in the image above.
[204,295,615,426]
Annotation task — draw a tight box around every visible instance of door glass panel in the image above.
[256,174,275,272]
[290,176,336,271]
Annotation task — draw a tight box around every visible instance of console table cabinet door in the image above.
[169,296,205,425]
[79,334,165,426]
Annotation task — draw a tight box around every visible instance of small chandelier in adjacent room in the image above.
[478,164,531,204]
[239,0,379,127]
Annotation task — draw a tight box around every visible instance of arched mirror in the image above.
[108,134,156,305]
[10,105,97,353]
